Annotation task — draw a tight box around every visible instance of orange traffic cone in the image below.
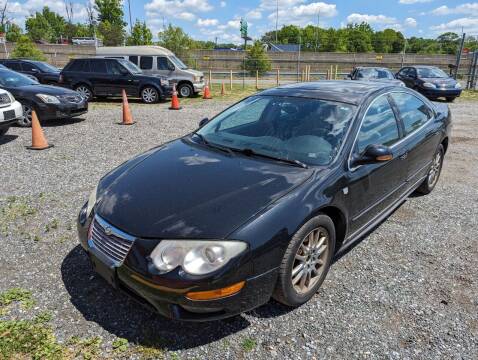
[203,81,212,99]
[26,110,53,150]
[169,84,181,110]
[221,81,225,96]
[119,89,135,125]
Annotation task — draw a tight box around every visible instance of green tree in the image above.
[5,23,22,42]
[126,20,153,45]
[346,23,373,52]
[25,7,66,43]
[437,32,459,54]
[95,0,125,46]
[157,24,195,60]
[11,36,46,60]
[244,40,271,76]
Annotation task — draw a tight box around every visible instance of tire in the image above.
[416,144,444,195]
[273,214,336,307]
[141,86,159,103]
[18,104,33,127]
[0,127,8,137]
[446,97,455,103]
[74,84,93,101]
[177,83,194,98]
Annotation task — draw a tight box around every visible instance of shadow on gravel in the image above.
[0,134,18,145]
[61,245,250,350]
[41,117,87,127]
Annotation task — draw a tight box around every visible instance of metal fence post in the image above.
[230,69,233,91]
[276,68,280,86]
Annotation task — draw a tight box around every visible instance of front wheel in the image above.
[177,83,193,98]
[18,104,33,127]
[416,144,444,195]
[141,86,159,103]
[273,215,335,307]
[74,84,93,102]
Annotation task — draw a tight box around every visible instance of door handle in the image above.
[399,152,408,160]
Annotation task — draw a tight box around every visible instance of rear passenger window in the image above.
[129,56,138,65]
[22,63,37,72]
[140,56,153,70]
[357,95,400,153]
[6,61,21,71]
[391,93,433,135]
[90,59,107,73]
[67,59,89,72]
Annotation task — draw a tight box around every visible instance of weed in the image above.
[112,337,129,352]
[241,337,257,352]
[0,288,35,309]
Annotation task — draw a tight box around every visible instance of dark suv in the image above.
[59,58,172,103]
[0,59,61,84]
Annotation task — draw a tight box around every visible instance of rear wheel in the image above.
[273,215,335,307]
[74,84,93,101]
[0,127,8,137]
[141,86,159,103]
[416,144,444,195]
[18,104,33,127]
[178,83,193,98]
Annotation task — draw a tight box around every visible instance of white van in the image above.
[96,46,204,97]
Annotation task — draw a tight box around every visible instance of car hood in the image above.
[95,138,313,239]
[420,77,456,86]
[13,84,78,96]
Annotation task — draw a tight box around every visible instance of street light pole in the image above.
[128,0,133,34]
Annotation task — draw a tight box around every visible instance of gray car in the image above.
[347,67,405,87]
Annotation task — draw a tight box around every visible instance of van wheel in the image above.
[75,84,93,101]
[141,86,159,103]
[178,83,193,98]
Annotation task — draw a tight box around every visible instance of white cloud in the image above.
[264,1,338,27]
[404,17,417,27]
[7,0,91,23]
[220,1,226,7]
[144,0,214,22]
[217,19,242,30]
[246,10,262,20]
[197,18,219,26]
[430,17,478,32]
[399,0,432,4]
[346,13,397,25]
[431,3,478,16]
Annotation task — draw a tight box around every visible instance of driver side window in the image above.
[357,95,400,154]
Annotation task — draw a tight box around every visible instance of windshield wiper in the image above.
[233,147,308,169]
[191,132,234,156]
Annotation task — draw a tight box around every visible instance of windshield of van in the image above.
[170,56,188,70]
[356,68,394,80]
[196,95,356,166]
[119,59,142,74]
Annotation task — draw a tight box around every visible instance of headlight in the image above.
[86,184,98,218]
[5,91,15,102]
[150,240,247,275]
[193,76,201,83]
[455,83,462,89]
[423,82,436,89]
[399,82,406,87]
[37,94,61,104]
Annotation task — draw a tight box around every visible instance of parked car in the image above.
[347,66,405,86]
[0,69,88,127]
[396,65,462,102]
[0,88,23,138]
[59,57,172,103]
[96,46,205,98]
[77,81,450,321]
[0,59,61,84]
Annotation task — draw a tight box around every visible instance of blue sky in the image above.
[6,1,478,43]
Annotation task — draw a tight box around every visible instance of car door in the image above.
[157,56,175,78]
[105,59,136,96]
[389,92,440,190]
[88,59,110,95]
[346,94,408,235]
[397,67,413,88]
[20,62,42,82]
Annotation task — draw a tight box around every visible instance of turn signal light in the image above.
[186,281,245,301]
[376,154,393,161]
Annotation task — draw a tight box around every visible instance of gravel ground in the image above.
[0,98,477,359]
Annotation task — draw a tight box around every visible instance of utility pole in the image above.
[275,0,278,43]
[315,10,320,51]
[127,0,133,34]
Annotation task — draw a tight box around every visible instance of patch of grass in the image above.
[0,288,35,310]
[460,90,478,101]
[134,344,164,359]
[180,84,263,105]
[45,219,59,233]
[67,336,102,360]
[241,337,257,352]
[112,337,129,352]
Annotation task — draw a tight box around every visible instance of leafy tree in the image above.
[5,23,22,42]
[126,20,153,46]
[244,40,271,76]
[97,21,125,46]
[158,24,195,60]
[95,0,125,46]
[11,36,46,60]
[437,32,459,54]
[25,7,66,43]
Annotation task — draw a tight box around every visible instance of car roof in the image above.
[259,81,396,106]
[356,66,391,70]
[97,46,174,56]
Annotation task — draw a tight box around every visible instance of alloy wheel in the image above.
[291,227,330,294]
[75,86,92,101]
[427,151,442,188]
[18,105,32,127]
[142,87,158,103]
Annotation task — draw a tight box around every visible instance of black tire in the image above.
[446,97,455,103]
[74,84,93,101]
[0,127,8,137]
[177,83,194,98]
[273,214,336,307]
[416,144,444,195]
[141,86,159,103]
[18,104,33,127]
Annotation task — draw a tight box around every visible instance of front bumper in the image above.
[36,100,88,120]
[193,82,205,92]
[0,100,22,127]
[419,87,462,98]
[77,208,277,321]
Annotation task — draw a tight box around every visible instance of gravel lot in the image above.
[0,97,477,359]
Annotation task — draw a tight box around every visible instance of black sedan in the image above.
[0,69,88,127]
[77,81,450,321]
[396,65,462,102]
[0,59,61,84]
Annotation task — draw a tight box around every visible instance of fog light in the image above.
[186,281,245,301]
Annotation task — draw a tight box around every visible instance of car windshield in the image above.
[417,67,448,78]
[197,95,356,166]
[0,70,39,87]
[357,68,394,80]
[33,61,59,72]
[170,56,188,70]
[119,59,142,74]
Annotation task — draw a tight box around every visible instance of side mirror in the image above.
[198,117,209,127]
[353,144,393,166]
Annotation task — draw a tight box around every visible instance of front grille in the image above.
[0,93,11,106]
[89,216,135,265]
[59,94,83,103]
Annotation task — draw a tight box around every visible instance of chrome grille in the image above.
[0,93,11,106]
[88,216,135,266]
